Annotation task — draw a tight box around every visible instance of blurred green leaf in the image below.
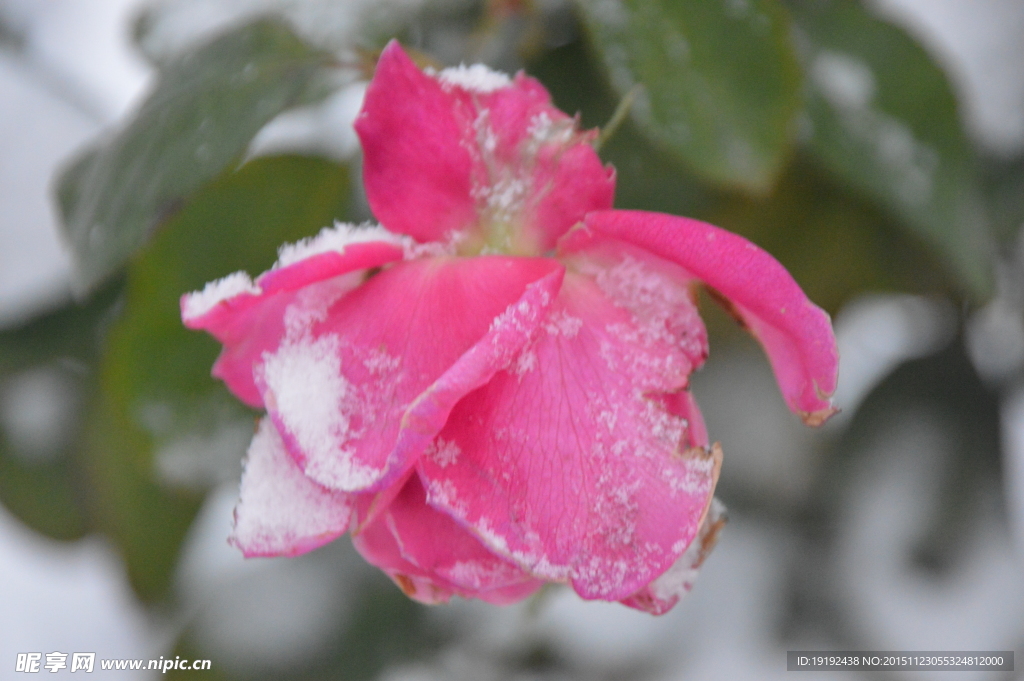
[981,153,1024,247]
[528,38,718,219]
[575,0,802,193]
[84,155,352,602]
[57,18,338,293]
[788,0,993,299]
[0,283,122,540]
[707,157,954,314]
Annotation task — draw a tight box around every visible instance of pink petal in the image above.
[357,42,479,245]
[620,497,727,615]
[229,418,353,557]
[357,42,614,253]
[350,502,455,605]
[388,267,565,489]
[353,475,542,605]
[418,271,722,601]
[570,211,840,425]
[256,256,563,494]
[181,226,407,407]
[471,74,616,251]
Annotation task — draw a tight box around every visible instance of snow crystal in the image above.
[274,221,406,268]
[444,560,501,590]
[427,438,461,468]
[432,63,511,93]
[543,310,583,338]
[472,109,499,155]
[513,348,538,376]
[230,419,351,553]
[474,172,529,228]
[527,111,574,148]
[426,477,469,516]
[362,347,401,376]
[489,286,547,335]
[282,280,351,338]
[596,408,618,432]
[182,271,260,320]
[260,333,376,491]
[402,234,462,259]
[582,253,706,370]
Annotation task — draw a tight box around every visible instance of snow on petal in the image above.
[570,211,840,425]
[230,418,353,557]
[257,256,563,494]
[181,231,405,408]
[181,271,260,321]
[389,267,564,476]
[354,475,541,605]
[357,41,614,255]
[620,496,727,615]
[419,271,721,600]
[273,221,409,269]
[432,63,512,93]
[467,73,615,253]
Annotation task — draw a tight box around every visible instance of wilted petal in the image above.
[230,418,353,557]
[353,475,542,605]
[570,211,839,425]
[620,497,727,615]
[357,42,614,252]
[181,224,407,406]
[257,256,563,494]
[419,272,721,600]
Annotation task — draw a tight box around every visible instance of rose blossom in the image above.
[181,41,838,614]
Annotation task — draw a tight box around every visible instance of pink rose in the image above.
[182,41,838,614]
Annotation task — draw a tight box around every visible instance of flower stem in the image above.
[594,84,643,152]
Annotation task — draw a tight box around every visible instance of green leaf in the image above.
[788,0,993,299]
[0,283,122,541]
[57,18,338,293]
[84,155,352,602]
[575,0,802,193]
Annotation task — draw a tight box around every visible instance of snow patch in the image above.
[427,438,461,468]
[281,281,350,338]
[260,333,376,491]
[362,347,401,376]
[513,348,538,376]
[274,221,406,268]
[527,111,575,148]
[182,271,260,320]
[230,419,351,554]
[431,63,511,93]
[543,310,583,338]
